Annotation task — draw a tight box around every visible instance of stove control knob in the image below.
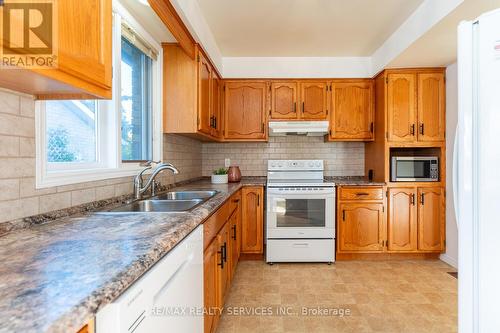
[270,162,276,168]
[308,162,314,167]
[315,161,321,167]
[277,162,284,168]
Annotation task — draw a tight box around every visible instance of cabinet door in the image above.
[224,82,267,140]
[211,74,223,138]
[388,188,417,251]
[387,74,417,142]
[417,187,445,251]
[229,209,240,280]
[216,224,230,307]
[330,82,374,140]
[299,82,329,120]
[57,0,112,90]
[417,73,445,142]
[338,203,384,252]
[241,187,264,253]
[270,82,298,119]
[204,240,219,333]
[198,53,212,135]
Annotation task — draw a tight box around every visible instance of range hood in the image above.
[269,121,329,136]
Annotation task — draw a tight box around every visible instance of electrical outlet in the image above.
[224,158,231,168]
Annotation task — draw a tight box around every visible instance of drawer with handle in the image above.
[338,186,383,201]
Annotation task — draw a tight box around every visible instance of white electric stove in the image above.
[266,160,335,264]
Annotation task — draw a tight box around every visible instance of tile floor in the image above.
[217,260,457,333]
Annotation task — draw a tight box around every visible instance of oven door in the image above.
[267,187,335,239]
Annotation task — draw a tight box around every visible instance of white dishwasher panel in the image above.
[96,225,203,333]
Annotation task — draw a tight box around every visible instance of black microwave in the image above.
[391,156,439,182]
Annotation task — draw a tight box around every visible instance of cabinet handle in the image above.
[356,192,370,196]
[223,242,227,262]
[214,117,217,129]
[410,124,415,135]
[210,116,214,128]
[419,123,424,135]
[342,210,346,221]
[257,194,260,206]
[261,123,265,133]
[293,102,297,113]
[370,122,374,133]
[232,199,240,203]
[420,193,425,205]
[410,193,415,205]
[302,102,305,113]
[217,247,224,269]
[232,225,237,240]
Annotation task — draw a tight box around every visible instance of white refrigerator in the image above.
[456,8,500,332]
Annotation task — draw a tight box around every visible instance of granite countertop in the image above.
[327,176,386,186]
[0,177,265,333]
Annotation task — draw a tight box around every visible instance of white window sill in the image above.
[36,166,150,189]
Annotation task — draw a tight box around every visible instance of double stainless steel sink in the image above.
[102,190,218,213]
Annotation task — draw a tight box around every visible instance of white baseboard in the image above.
[440,253,458,269]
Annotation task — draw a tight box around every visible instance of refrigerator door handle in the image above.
[453,126,459,228]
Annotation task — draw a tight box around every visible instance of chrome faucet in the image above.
[134,161,179,200]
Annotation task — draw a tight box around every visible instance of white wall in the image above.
[441,62,458,268]
[222,57,372,79]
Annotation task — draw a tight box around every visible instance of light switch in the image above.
[224,158,231,167]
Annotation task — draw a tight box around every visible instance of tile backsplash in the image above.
[202,136,365,177]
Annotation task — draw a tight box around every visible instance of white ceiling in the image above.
[196,0,425,57]
[389,0,500,67]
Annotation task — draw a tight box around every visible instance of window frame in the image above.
[35,4,163,189]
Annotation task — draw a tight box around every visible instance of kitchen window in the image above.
[36,11,162,188]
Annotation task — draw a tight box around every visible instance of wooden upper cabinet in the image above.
[241,186,264,253]
[299,82,329,120]
[387,74,417,142]
[417,73,445,142]
[56,0,112,91]
[0,0,112,99]
[203,239,219,333]
[223,82,267,140]
[338,203,384,252]
[211,74,223,138]
[198,53,212,135]
[417,187,444,252]
[163,44,222,141]
[330,81,374,141]
[270,82,298,119]
[387,188,417,252]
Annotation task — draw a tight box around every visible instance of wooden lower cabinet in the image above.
[216,223,230,306]
[203,239,220,333]
[241,187,264,254]
[204,189,256,333]
[337,185,445,255]
[387,188,417,251]
[229,200,242,279]
[417,187,445,251]
[337,186,385,254]
[387,186,445,253]
[338,203,384,252]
